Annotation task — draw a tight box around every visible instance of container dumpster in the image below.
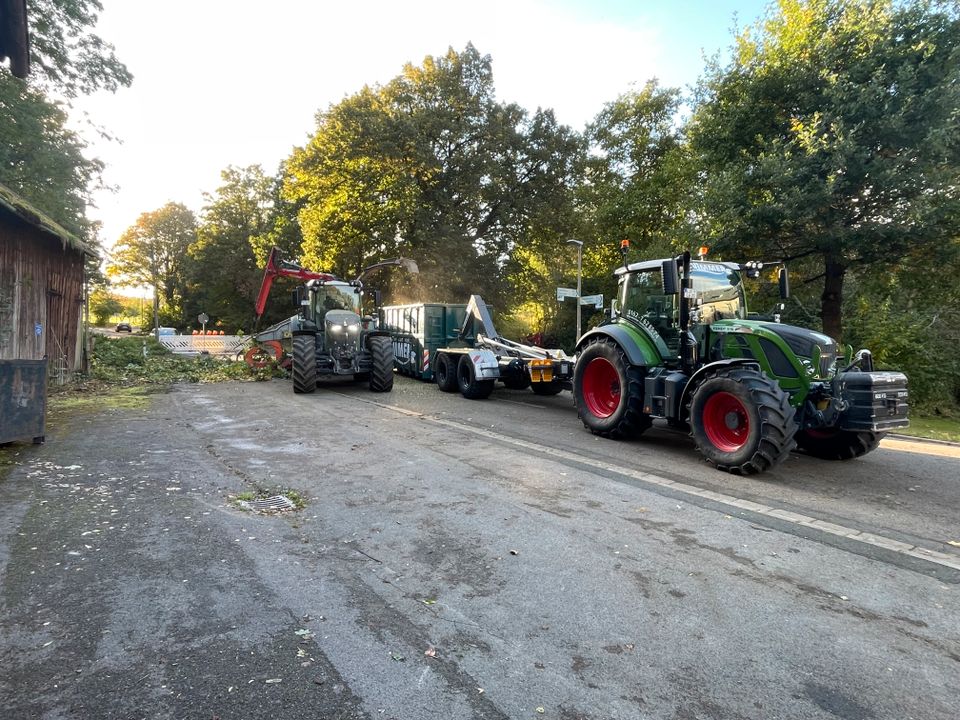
[381,303,467,380]
[0,359,46,444]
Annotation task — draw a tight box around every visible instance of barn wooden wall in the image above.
[0,216,85,372]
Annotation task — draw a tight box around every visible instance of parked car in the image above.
[115,322,132,333]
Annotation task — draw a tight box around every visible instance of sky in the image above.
[73,0,770,256]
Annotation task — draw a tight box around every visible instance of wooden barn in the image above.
[0,182,94,378]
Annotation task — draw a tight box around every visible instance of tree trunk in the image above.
[820,256,846,343]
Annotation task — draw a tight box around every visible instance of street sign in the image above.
[198,312,209,324]
[556,287,577,301]
[580,294,604,309]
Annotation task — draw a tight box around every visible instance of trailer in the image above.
[381,302,467,381]
[428,295,575,400]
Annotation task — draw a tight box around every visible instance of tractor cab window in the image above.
[619,269,679,358]
[317,284,361,315]
[690,262,745,323]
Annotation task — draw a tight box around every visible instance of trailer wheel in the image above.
[368,336,394,392]
[689,366,797,474]
[435,353,458,392]
[573,338,650,438]
[292,335,317,394]
[795,429,882,460]
[457,354,494,399]
[530,380,563,396]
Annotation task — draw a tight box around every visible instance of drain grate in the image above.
[239,494,297,513]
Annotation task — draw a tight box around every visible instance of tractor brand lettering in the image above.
[710,323,752,334]
[690,262,727,274]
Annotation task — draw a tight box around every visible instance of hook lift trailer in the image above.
[431,295,575,399]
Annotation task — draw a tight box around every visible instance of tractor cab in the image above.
[310,280,362,318]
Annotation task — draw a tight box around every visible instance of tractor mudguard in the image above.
[577,324,659,368]
[679,358,762,414]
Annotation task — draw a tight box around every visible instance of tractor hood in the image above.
[709,319,839,377]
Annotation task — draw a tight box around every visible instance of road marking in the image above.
[497,399,547,409]
[344,393,960,575]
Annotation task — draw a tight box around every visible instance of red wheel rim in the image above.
[702,391,750,452]
[582,357,621,418]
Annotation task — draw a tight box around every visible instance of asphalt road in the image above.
[1,375,958,720]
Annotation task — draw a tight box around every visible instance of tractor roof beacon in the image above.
[252,247,418,394]
[571,245,909,475]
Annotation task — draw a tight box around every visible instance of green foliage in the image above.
[89,287,122,325]
[108,203,197,322]
[90,337,277,385]
[285,44,584,307]
[0,74,102,237]
[691,0,960,341]
[24,0,132,98]
[184,166,274,332]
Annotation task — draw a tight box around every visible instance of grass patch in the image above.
[229,487,307,512]
[894,414,960,443]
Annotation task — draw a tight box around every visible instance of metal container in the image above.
[0,359,46,444]
[382,303,467,380]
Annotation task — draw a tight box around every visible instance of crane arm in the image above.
[254,246,337,318]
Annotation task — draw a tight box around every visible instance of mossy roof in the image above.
[0,182,96,258]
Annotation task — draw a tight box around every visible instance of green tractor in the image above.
[253,247,418,394]
[572,246,909,474]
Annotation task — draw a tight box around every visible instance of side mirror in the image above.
[374,289,382,307]
[778,266,790,299]
[662,259,680,294]
[292,288,301,308]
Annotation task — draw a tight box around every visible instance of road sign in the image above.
[580,294,604,309]
[198,312,209,324]
[556,287,577,301]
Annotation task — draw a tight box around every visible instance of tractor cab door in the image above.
[619,269,681,361]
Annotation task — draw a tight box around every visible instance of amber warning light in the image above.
[698,246,709,259]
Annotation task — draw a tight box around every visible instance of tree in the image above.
[0,0,131,243]
[89,287,122,326]
[0,74,102,235]
[108,203,197,329]
[285,44,584,306]
[23,0,132,98]
[690,0,960,340]
[184,166,275,332]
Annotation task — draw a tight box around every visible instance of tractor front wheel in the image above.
[795,429,883,460]
[689,366,797,474]
[457,354,494,399]
[573,338,650,438]
[368,336,394,392]
[292,335,317,394]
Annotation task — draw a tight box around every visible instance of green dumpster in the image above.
[382,303,467,380]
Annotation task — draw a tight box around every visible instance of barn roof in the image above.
[0,182,96,258]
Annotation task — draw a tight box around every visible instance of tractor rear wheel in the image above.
[573,338,650,438]
[368,336,394,392]
[292,335,317,394]
[795,429,883,460]
[689,366,797,474]
[457,354,494,399]
[435,353,458,392]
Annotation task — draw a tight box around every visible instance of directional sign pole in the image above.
[198,312,209,336]
[567,240,583,341]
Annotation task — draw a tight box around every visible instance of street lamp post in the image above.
[567,239,583,342]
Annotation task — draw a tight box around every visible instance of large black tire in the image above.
[457,354,494,399]
[530,380,563,396]
[572,338,651,438]
[435,353,459,393]
[368,336,394,392]
[292,335,317,394]
[689,366,797,475]
[795,429,883,460]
